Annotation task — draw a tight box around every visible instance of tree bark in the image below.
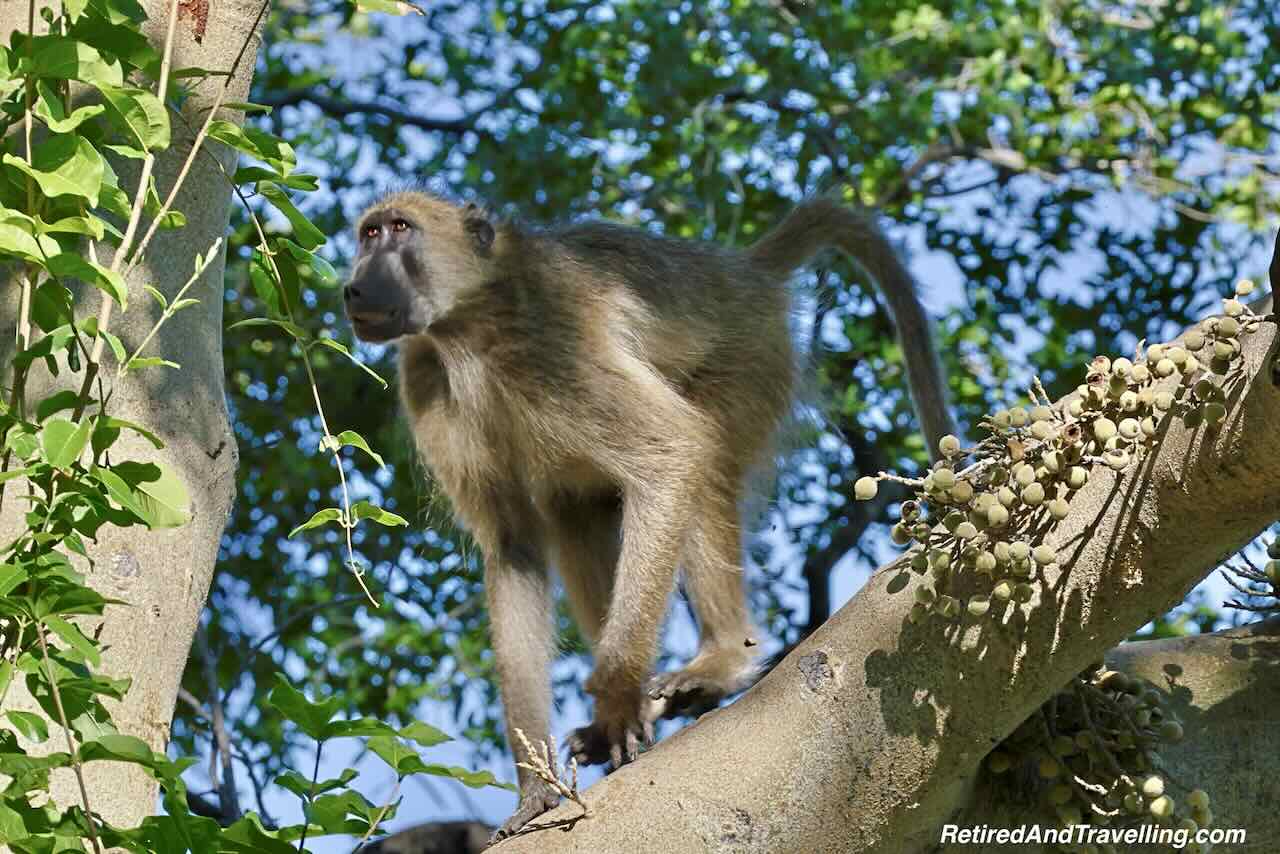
[486,318,1280,853]
[0,0,262,836]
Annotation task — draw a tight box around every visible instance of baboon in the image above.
[343,190,955,837]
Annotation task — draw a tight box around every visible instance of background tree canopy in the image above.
[175,0,1280,839]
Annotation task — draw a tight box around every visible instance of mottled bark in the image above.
[0,0,263,835]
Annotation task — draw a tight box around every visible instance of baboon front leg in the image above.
[483,535,561,840]
[647,488,760,720]
[568,475,695,768]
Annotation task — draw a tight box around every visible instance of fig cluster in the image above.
[987,667,1214,853]
[853,285,1267,627]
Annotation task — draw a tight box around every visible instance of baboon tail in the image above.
[748,197,957,457]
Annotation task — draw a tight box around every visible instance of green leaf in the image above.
[368,737,508,788]
[307,789,387,835]
[218,813,298,854]
[44,616,100,667]
[227,316,308,340]
[0,213,62,263]
[63,0,89,22]
[5,426,39,461]
[70,7,156,70]
[274,767,357,799]
[357,0,426,15]
[142,176,185,229]
[101,142,146,160]
[350,501,408,528]
[33,80,106,132]
[400,720,452,748]
[419,763,513,790]
[247,252,284,318]
[39,213,106,240]
[233,165,317,191]
[142,283,167,308]
[46,252,127,308]
[5,710,49,743]
[0,801,29,842]
[267,674,341,741]
[92,464,146,522]
[36,389,80,421]
[3,134,105,206]
[40,417,91,468]
[258,182,325,250]
[94,461,190,527]
[100,330,127,363]
[78,733,154,764]
[0,563,28,598]
[279,238,338,287]
[25,35,124,86]
[288,507,343,538]
[13,324,76,371]
[324,716,399,739]
[207,121,297,176]
[95,83,169,150]
[123,356,179,371]
[225,101,274,115]
[311,337,388,388]
[367,736,423,776]
[330,430,385,469]
[92,415,164,454]
[116,460,190,527]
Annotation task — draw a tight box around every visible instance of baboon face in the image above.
[344,193,497,343]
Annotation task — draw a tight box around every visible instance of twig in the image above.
[2,0,41,518]
[512,728,588,818]
[255,90,495,137]
[248,594,366,655]
[69,0,181,422]
[197,142,378,606]
[123,0,271,280]
[196,627,241,822]
[37,624,103,854]
[117,237,223,375]
[295,741,324,852]
[352,780,400,848]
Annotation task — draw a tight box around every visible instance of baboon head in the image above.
[344,191,499,343]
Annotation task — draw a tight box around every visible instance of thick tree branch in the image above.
[945,617,1280,849]
[488,318,1280,853]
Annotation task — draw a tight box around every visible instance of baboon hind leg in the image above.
[546,493,621,646]
[646,483,759,721]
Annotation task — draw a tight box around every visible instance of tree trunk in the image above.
[488,317,1280,853]
[0,0,262,835]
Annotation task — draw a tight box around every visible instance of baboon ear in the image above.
[463,203,495,254]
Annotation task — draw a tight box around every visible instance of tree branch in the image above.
[944,617,1280,849]
[258,90,490,136]
[489,317,1280,853]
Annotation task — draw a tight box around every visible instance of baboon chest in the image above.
[412,371,613,515]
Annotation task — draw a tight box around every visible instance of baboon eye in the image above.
[362,224,381,240]
[391,218,410,233]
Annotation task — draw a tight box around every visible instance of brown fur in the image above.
[342,191,954,838]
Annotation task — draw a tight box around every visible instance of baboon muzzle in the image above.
[344,255,407,343]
